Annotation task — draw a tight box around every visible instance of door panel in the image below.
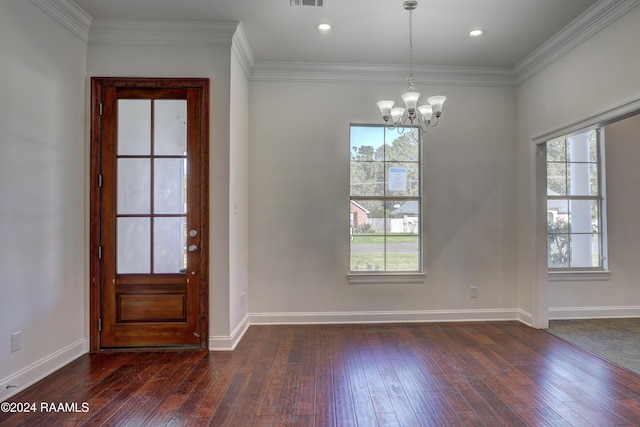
[90,78,209,349]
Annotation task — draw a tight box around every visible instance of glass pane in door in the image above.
[154,217,187,273]
[154,158,186,215]
[155,100,187,155]
[118,100,151,155]
[117,217,151,274]
[117,158,150,214]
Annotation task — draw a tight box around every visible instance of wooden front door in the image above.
[90,78,209,349]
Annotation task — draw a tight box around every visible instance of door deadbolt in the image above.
[188,244,198,253]
[189,229,198,238]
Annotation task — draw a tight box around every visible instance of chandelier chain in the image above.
[408,8,414,88]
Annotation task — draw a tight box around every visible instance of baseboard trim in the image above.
[209,314,250,351]
[0,338,87,402]
[214,309,533,350]
[550,306,640,319]
[249,308,530,326]
[516,309,534,326]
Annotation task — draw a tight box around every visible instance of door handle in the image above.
[188,244,198,253]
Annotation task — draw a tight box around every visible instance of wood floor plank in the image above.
[273,360,302,422]
[313,329,335,427]
[254,349,288,417]
[4,321,640,426]
[164,355,222,424]
[207,373,252,426]
[228,371,268,426]
[117,352,207,426]
[345,354,378,426]
[332,373,358,426]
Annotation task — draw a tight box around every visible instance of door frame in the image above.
[89,77,209,351]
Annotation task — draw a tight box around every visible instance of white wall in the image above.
[86,24,235,343]
[0,1,87,399]
[248,80,520,322]
[516,4,640,320]
[229,45,250,336]
[598,116,640,304]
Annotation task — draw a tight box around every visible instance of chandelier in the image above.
[376,0,446,136]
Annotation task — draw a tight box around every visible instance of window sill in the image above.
[548,270,611,282]
[348,273,425,284]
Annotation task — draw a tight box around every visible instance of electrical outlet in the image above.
[240,292,246,307]
[11,331,22,352]
[470,286,478,298]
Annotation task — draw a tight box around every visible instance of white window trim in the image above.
[348,272,426,284]
[548,270,610,281]
[349,124,423,276]
[546,127,608,272]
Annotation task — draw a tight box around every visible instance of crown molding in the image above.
[29,0,92,43]
[88,19,239,47]
[514,0,640,85]
[532,96,640,144]
[30,0,638,86]
[250,62,516,87]
[251,0,639,87]
[232,22,255,79]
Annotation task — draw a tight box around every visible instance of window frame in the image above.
[546,127,609,277]
[348,124,425,284]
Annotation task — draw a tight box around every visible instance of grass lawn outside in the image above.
[351,234,417,244]
[350,233,419,271]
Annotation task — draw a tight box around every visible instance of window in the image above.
[349,124,422,275]
[547,128,607,270]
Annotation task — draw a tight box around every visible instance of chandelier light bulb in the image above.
[417,104,433,122]
[391,107,405,123]
[401,91,420,112]
[426,95,446,117]
[376,100,395,120]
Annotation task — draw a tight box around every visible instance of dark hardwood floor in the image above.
[2,321,640,426]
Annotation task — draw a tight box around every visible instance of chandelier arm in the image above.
[397,120,406,133]
[417,111,439,129]
[397,115,409,133]
[415,114,429,135]
[403,115,413,130]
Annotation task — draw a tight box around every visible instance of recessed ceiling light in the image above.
[469,29,485,37]
[316,23,332,32]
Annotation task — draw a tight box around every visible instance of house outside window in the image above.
[349,124,421,274]
[547,128,607,270]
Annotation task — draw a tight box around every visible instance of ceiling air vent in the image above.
[290,0,324,6]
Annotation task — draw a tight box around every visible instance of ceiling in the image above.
[72,0,599,68]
